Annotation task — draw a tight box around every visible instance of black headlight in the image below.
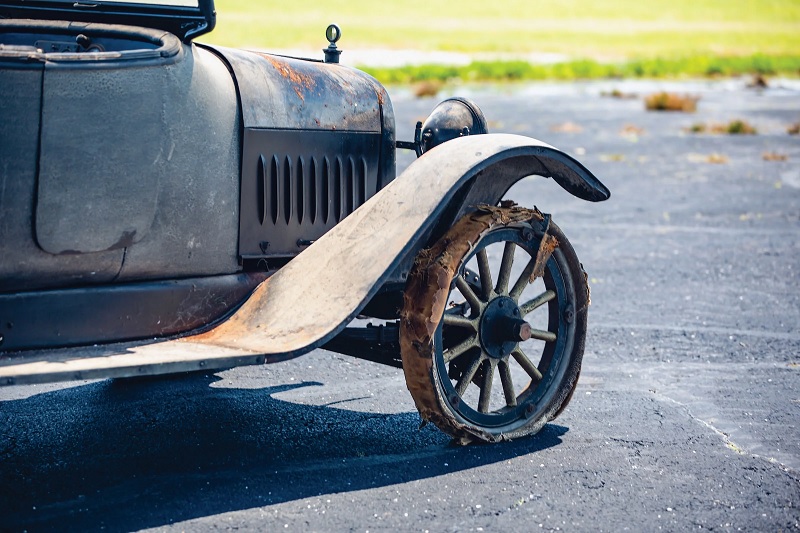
[420,97,488,153]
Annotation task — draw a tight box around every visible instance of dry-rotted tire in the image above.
[400,204,589,444]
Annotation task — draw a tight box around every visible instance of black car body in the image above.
[0,0,610,443]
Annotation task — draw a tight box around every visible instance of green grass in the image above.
[204,0,800,80]
[689,120,758,134]
[362,55,800,83]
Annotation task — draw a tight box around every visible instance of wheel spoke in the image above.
[512,349,543,382]
[455,275,483,312]
[478,361,495,413]
[443,335,479,363]
[498,360,517,407]
[495,241,516,295]
[442,313,478,332]
[476,249,494,300]
[529,328,557,342]
[455,352,483,396]
[509,256,537,301]
[519,290,557,316]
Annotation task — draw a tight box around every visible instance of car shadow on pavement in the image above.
[0,373,568,531]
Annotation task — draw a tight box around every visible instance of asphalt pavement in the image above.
[1,79,799,532]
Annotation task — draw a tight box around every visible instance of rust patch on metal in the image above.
[184,281,274,345]
[374,86,386,106]
[261,55,317,102]
[400,204,544,444]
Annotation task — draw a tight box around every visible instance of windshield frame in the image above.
[0,0,216,41]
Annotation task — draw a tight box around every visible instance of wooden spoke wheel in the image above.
[400,205,589,443]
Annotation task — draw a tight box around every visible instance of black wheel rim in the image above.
[433,225,577,431]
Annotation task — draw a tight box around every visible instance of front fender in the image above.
[0,134,608,385]
[437,132,610,204]
[192,133,609,354]
[404,133,608,236]
[377,133,609,287]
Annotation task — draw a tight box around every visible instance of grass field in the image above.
[204,0,800,80]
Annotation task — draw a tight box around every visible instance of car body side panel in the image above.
[36,43,241,279]
[116,44,241,280]
[36,54,169,254]
[0,134,608,385]
[0,36,242,291]
[0,63,124,292]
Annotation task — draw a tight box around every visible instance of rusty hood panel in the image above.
[0,134,608,385]
[204,45,382,132]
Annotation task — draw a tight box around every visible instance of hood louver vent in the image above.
[257,153,371,228]
[241,129,383,259]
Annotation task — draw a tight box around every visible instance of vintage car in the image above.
[0,0,609,443]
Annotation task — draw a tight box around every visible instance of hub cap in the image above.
[479,296,526,359]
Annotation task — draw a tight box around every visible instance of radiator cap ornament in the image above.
[323,24,342,63]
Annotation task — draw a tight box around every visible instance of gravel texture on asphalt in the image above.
[1,79,798,532]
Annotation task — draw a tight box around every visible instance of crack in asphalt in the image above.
[653,392,798,476]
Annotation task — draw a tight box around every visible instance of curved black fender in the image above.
[387,133,609,281]
[446,133,609,204]
[0,134,609,385]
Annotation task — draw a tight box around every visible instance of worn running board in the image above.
[0,134,609,386]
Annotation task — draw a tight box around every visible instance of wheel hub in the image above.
[479,296,528,359]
